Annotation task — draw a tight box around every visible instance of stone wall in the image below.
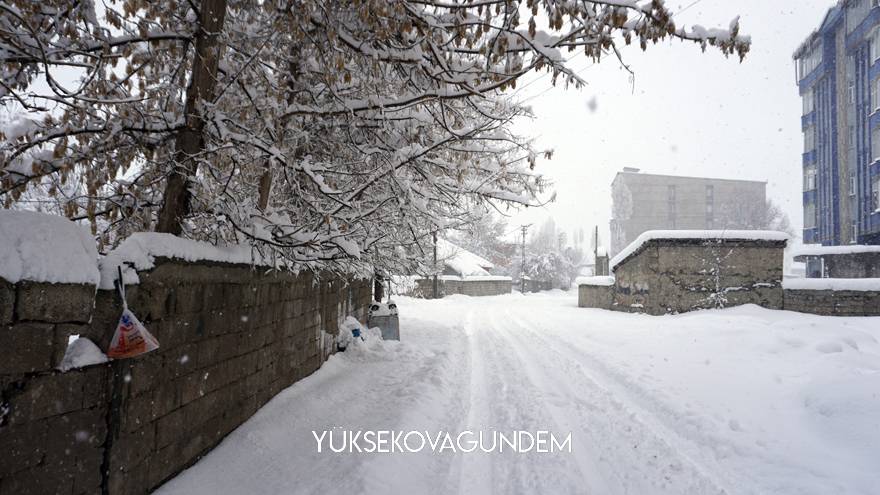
[577,285,614,309]
[0,258,370,495]
[611,239,785,315]
[783,289,880,316]
[412,278,511,298]
[821,252,880,278]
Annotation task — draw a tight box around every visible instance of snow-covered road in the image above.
[157,291,880,495]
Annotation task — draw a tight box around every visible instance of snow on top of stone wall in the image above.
[611,230,790,270]
[438,275,511,282]
[576,276,615,287]
[99,233,266,290]
[792,244,880,257]
[783,277,880,292]
[0,210,100,285]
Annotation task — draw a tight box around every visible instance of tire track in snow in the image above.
[452,308,495,495]
[481,305,618,494]
[499,307,733,495]
[450,301,599,494]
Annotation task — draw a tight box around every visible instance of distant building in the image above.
[609,170,767,256]
[793,1,880,245]
[435,238,495,277]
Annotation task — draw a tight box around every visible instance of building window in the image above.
[805,202,817,229]
[805,167,817,191]
[667,185,677,228]
[873,178,880,211]
[873,127,880,162]
[803,88,814,115]
[850,174,857,196]
[797,44,822,80]
[804,125,816,153]
[872,29,880,63]
[851,222,858,243]
[873,78,880,111]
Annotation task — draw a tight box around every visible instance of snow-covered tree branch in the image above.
[0,0,750,273]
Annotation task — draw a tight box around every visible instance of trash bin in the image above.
[368,300,399,340]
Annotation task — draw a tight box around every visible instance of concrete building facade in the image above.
[609,170,767,256]
[794,0,880,246]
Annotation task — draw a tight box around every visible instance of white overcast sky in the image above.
[508,0,835,246]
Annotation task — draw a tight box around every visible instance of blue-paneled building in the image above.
[795,0,880,245]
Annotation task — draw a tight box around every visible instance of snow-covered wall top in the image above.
[99,233,267,290]
[0,210,100,285]
[783,277,880,292]
[439,275,511,282]
[611,230,790,270]
[576,276,615,287]
[792,244,880,257]
[436,238,494,277]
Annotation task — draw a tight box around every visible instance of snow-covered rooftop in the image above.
[0,210,100,285]
[792,244,880,258]
[611,230,790,270]
[436,238,495,277]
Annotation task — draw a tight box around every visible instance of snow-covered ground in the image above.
[157,291,880,495]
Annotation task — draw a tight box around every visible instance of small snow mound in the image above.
[0,210,99,285]
[59,338,108,371]
[815,341,844,354]
[369,300,398,317]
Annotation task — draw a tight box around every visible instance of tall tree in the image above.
[0,0,749,273]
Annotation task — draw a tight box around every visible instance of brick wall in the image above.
[0,258,370,495]
[783,289,880,316]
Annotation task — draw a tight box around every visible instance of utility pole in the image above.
[594,226,599,272]
[432,231,439,299]
[520,224,531,294]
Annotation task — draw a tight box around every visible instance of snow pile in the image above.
[792,244,880,257]
[369,300,398,317]
[784,277,880,292]
[436,238,494,277]
[576,276,615,287]
[336,315,385,354]
[99,233,267,289]
[0,210,100,285]
[611,230,790,269]
[58,337,108,371]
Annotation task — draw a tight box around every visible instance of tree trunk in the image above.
[156,0,228,234]
[257,53,301,212]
